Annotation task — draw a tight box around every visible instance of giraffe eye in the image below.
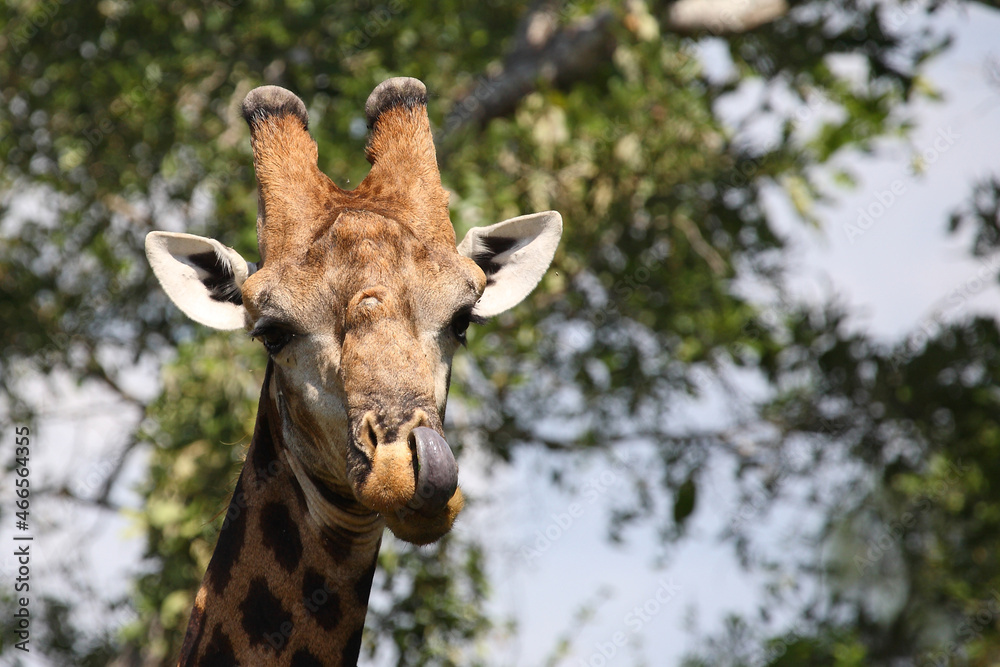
[451,311,471,345]
[450,309,484,346]
[251,324,295,355]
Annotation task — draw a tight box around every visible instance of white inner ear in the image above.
[457,211,562,318]
[145,231,252,331]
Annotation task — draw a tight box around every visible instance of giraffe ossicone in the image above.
[145,77,562,665]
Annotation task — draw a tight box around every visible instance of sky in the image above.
[5,3,1000,666]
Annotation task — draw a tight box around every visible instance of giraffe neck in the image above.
[179,362,384,667]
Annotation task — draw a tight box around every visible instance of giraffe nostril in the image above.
[407,427,458,515]
[363,419,378,452]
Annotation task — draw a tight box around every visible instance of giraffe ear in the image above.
[457,211,562,318]
[145,231,254,330]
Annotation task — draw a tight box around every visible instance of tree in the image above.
[2,0,1000,664]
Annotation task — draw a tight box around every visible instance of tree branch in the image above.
[34,483,124,512]
[663,0,789,36]
[85,347,146,408]
[94,437,144,507]
[443,0,790,136]
[443,5,615,136]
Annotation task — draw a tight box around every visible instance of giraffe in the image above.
[144,77,561,666]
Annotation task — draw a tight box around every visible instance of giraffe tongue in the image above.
[407,427,458,515]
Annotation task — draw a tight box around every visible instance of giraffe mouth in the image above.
[347,420,460,519]
[348,423,464,545]
[381,427,463,545]
[406,426,458,515]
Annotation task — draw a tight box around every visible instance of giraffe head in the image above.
[145,78,561,545]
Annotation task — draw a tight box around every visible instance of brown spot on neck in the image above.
[178,365,384,666]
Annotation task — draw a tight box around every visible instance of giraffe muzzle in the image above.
[407,426,458,515]
[346,411,461,524]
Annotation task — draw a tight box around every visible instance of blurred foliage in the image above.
[4,0,1000,665]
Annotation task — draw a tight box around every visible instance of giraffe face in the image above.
[145,78,562,545]
[238,209,486,543]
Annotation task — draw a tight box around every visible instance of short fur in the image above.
[146,78,562,666]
